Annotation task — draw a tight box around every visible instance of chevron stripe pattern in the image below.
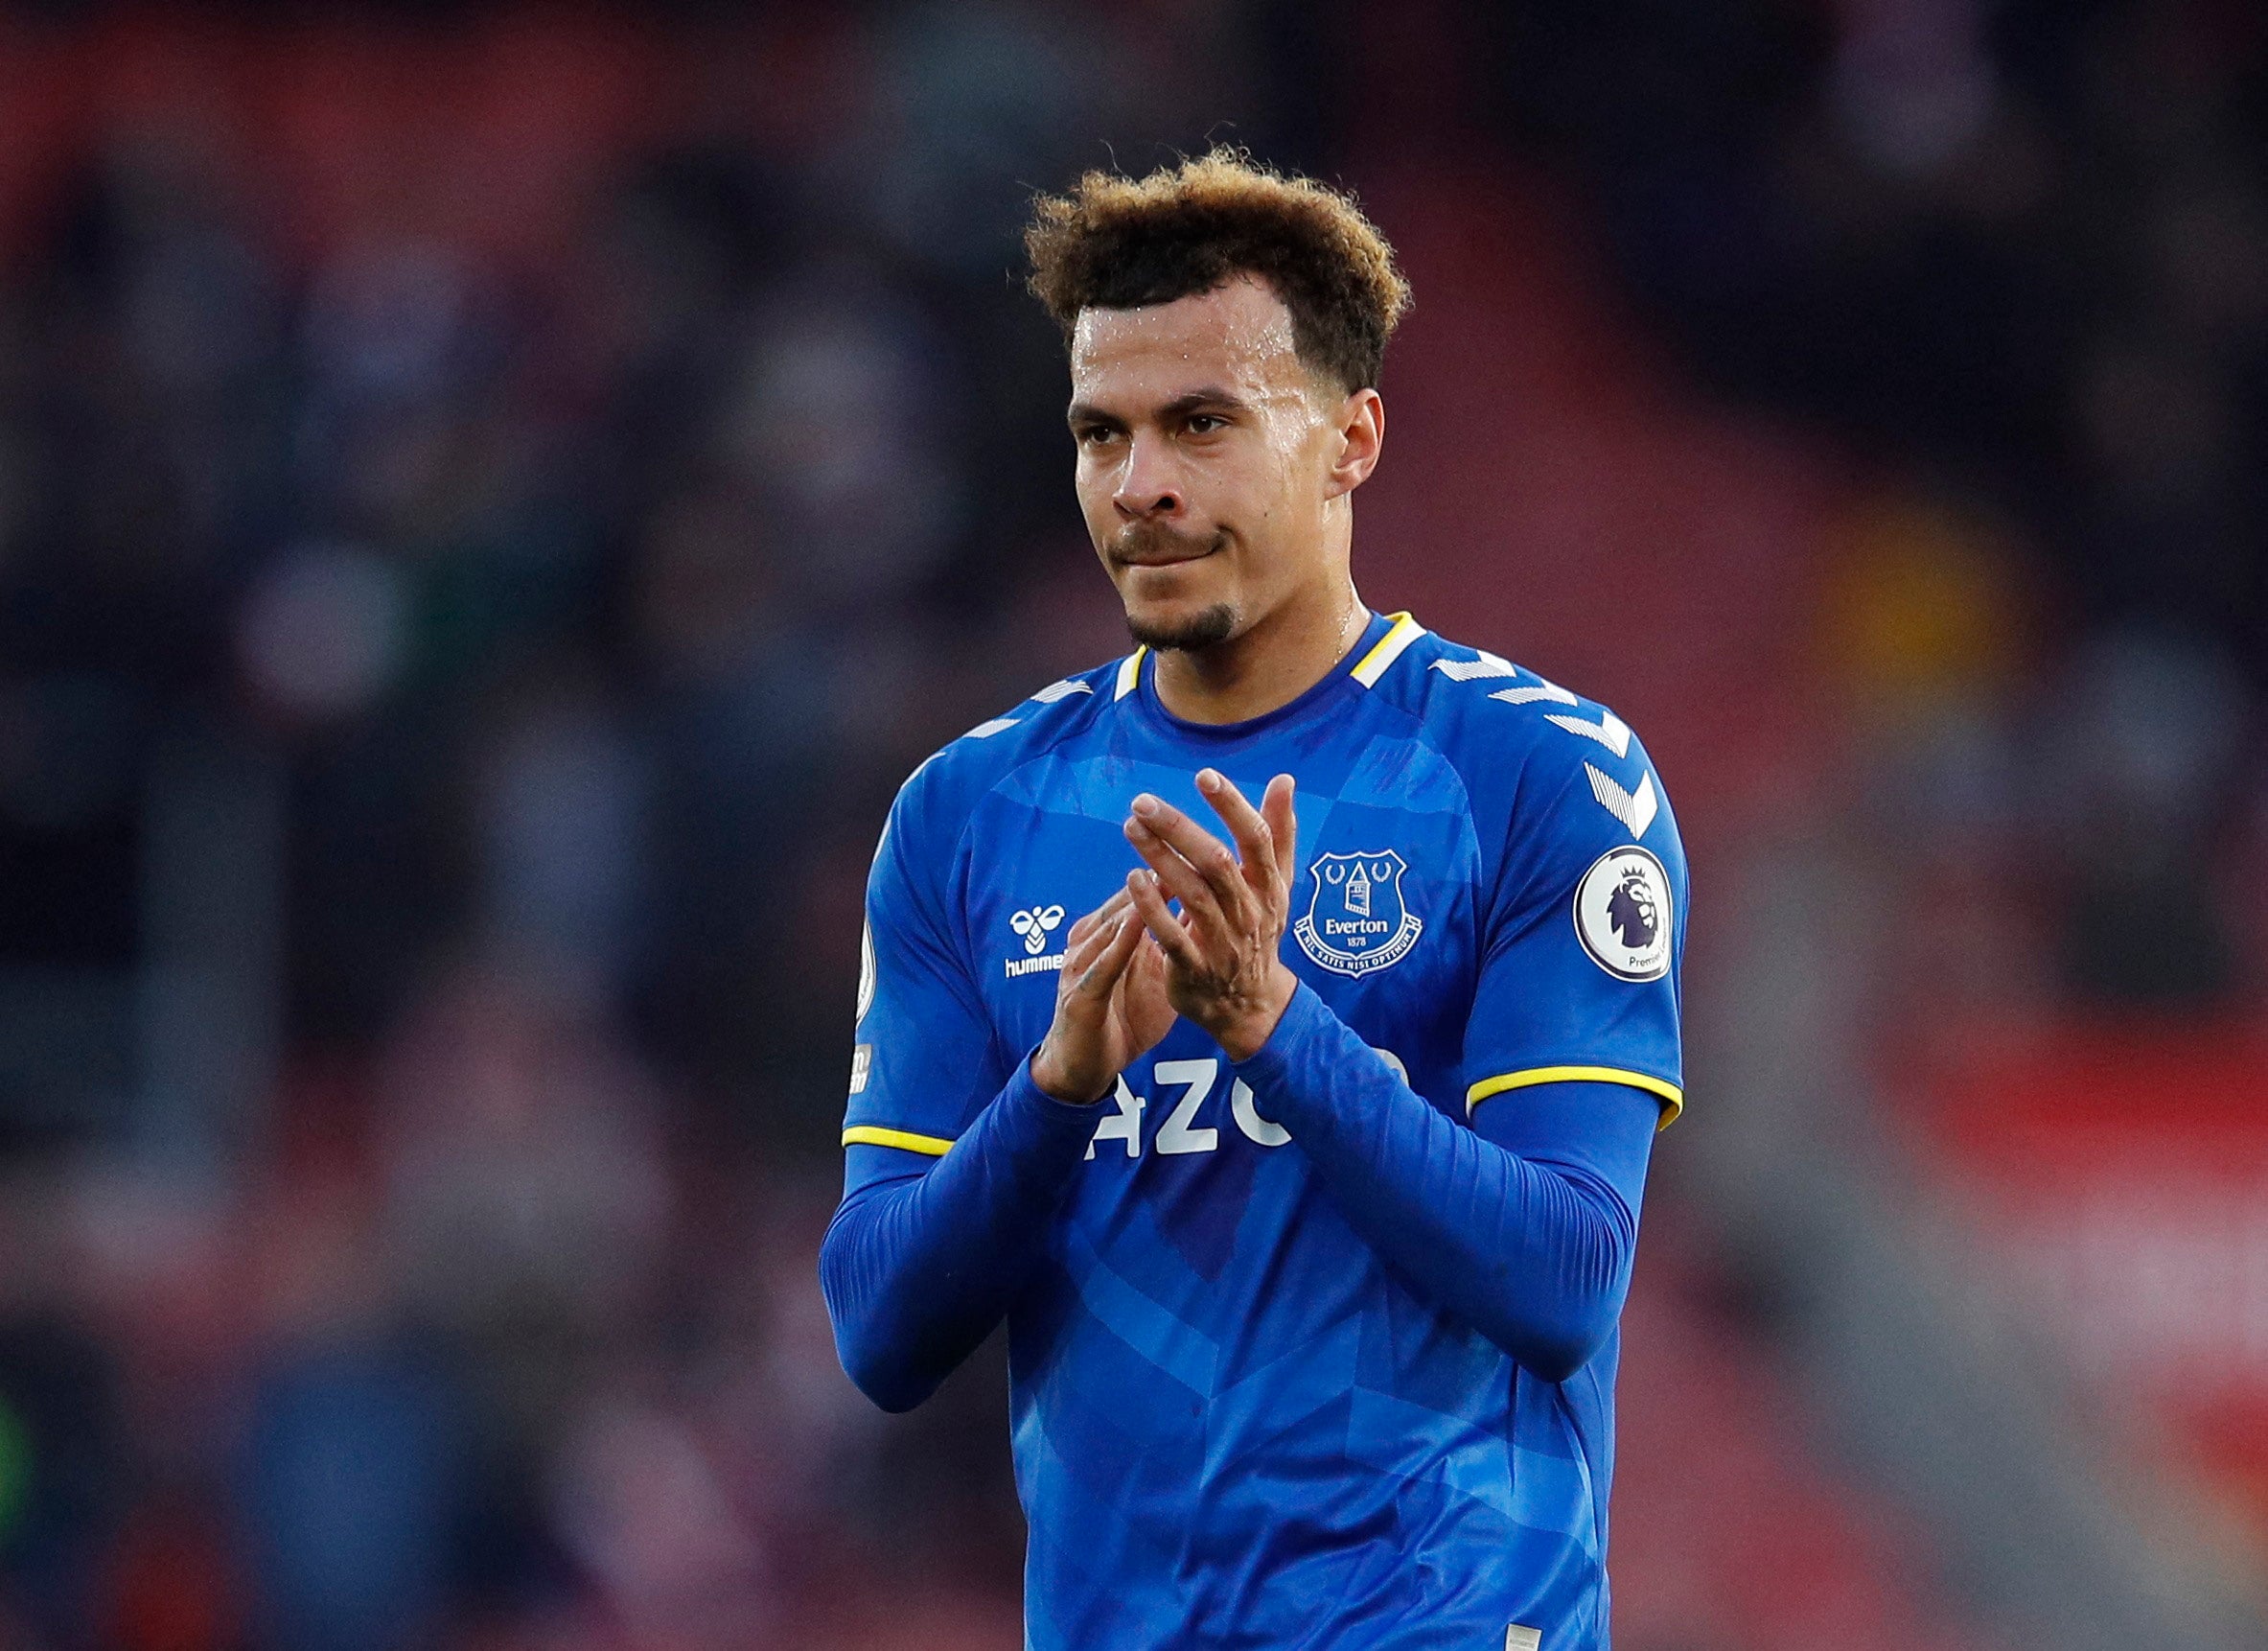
[1489,682,1579,707]
[1585,762,1658,839]
[1543,709,1632,757]
[1430,652,1521,681]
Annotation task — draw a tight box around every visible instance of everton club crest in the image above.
[1294,849,1423,977]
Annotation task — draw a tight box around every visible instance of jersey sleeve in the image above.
[842,770,1007,1157]
[1461,727,1688,1128]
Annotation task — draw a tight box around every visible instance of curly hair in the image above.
[1024,149,1411,394]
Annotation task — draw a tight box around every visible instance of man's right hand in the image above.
[1029,889,1174,1104]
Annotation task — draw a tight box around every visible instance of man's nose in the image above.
[1112,434,1183,520]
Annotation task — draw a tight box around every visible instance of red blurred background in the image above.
[0,5,2263,1649]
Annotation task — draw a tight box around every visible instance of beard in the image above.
[1110,522,1237,651]
[1127,601,1238,652]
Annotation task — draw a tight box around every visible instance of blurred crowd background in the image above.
[0,3,2263,1649]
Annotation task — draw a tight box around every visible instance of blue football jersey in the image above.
[844,611,1685,1649]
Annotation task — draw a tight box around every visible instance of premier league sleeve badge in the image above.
[1572,846,1673,982]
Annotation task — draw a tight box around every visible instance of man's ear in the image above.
[1325,387,1384,500]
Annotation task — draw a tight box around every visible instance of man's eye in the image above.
[1076,427,1120,447]
[1186,415,1226,434]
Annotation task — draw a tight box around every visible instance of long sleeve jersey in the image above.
[822,613,1687,1651]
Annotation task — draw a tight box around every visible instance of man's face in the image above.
[1067,276,1354,652]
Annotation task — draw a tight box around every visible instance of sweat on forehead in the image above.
[1071,279,1318,387]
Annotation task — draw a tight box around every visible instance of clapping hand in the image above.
[1122,770,1300,1062]
[1029,889,1174,1104]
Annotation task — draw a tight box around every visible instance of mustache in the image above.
[1107,523,1228,567]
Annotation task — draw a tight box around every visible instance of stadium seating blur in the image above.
[0,5,2261,1648]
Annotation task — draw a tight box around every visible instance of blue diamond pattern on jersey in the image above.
[845,613,1685,1651]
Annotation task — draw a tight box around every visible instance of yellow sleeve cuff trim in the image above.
[1466,1066,1684,1130]
[842,1125,956,1156]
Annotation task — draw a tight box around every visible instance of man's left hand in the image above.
[1122,769,1300,1062]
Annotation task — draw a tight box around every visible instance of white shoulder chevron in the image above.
[1030,678,1095,704]
[965,716,1020,739]
[1585,762,1657,839]
[1431,652,1520,682]
[1489,681,1579,708]
[1544,709,1632,758]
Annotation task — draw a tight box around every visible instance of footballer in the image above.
[821,150,1685,1651]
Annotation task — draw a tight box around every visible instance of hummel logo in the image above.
[1009,905,1065,955]
[1006,904,1068,979]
